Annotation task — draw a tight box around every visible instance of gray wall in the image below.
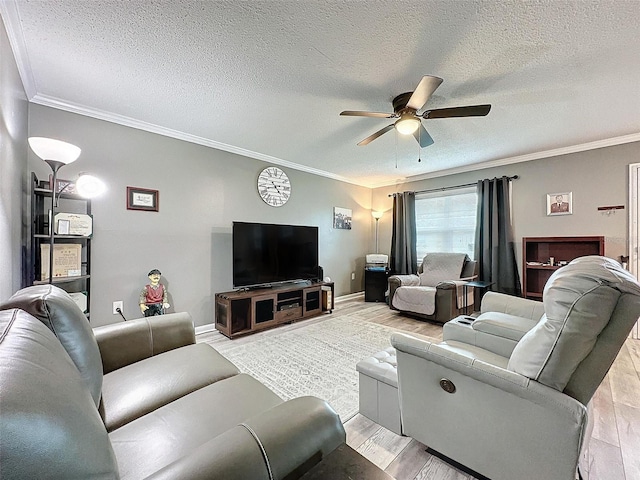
[372,141,640,277]
[28,105,373,327]
[0,18,28,299]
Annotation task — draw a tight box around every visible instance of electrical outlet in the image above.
[112,301,123,315]
[351,272,355,280]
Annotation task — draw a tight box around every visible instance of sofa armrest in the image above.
[146,396,345,480]
[93,312,195,373]
[388,274,420,287]
[388,274,420,309]
[480,291,545,320]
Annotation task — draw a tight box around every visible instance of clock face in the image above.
[257,167,291,207]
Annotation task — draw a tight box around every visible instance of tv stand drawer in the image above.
[276,306,303,322]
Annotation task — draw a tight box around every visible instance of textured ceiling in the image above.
[3,0,640,187]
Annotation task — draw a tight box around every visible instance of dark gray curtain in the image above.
[475,177,522,296]
[390,192,417,274]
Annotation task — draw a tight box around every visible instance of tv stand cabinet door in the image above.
[303,286,322,316]
[251,294,278,330]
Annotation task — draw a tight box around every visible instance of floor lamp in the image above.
[372,211,383,253]
[28,137,82,283]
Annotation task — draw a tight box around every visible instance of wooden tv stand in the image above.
[215,281,334,338]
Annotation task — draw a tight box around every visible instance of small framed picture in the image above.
[127,187,159,212]
[547,192,572,216]
[333,207,352,230]
[57,219,70,235]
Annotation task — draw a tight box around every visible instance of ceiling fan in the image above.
[340,75,491,147]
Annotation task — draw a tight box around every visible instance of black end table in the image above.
[300,443,395,480]
[463,280,495,312]
[364,269,390,302]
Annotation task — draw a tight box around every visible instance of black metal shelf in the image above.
[29,172,93,319]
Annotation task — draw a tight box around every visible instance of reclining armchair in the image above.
[388,252,477,323]
[391,256,640,480]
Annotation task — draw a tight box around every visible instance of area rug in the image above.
[213,315,403,422]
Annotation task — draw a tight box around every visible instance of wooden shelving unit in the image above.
[215,281,334,338]
[522,236,604,299]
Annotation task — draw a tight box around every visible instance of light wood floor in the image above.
[198,296,640,480]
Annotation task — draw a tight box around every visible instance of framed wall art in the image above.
[333,207,352,230]
[127,187,159,212]
[547,192,572,216]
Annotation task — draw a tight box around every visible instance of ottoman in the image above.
[356,347,402,435]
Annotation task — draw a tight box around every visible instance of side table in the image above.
[463,280,495,313]
[300,443,395,480]
[364,268,390,302]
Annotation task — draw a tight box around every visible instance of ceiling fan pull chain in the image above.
[395,130,398,168]
[418,127,422,162]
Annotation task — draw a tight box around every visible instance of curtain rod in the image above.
[388,175,519,197]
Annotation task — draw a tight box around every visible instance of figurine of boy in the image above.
[139,269,170,317]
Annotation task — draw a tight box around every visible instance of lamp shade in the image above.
[28,137,81,164]
[395,115,421,135]
[76,174,106,198]
[372,211,383,219]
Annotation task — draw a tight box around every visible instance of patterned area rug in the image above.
[213,315,402,422]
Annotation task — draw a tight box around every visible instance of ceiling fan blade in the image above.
[357,124,395,146]
[340,110,394,118]
[413,123,434,148]
[423,104,491,119]
[406,75,444,111]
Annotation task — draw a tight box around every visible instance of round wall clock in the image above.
[257,166,291,207]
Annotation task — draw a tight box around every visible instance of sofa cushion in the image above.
[0,285,103,407]
[419,252,467,287]
[508,256,640,391]
[101,343,240,431]
[110,373,283,480]
[0,309,118,479]
[94,312,196,374]
[392,285,436,315]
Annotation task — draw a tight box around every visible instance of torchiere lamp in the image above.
[372,211,383,253]
[28,137,82,283]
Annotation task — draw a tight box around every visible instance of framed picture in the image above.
[333,207,352,230]
[547,192,572,216]
[49,175,77,195]
[57,219,70,235]
[127,187,159,212]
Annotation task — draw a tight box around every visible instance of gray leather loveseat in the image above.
[0,285,345,479]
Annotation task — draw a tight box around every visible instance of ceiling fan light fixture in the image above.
[395,115,421,135]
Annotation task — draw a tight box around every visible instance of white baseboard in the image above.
[335,291,364,302]
[195,324,216,335]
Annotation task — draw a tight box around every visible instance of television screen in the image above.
[233,222,319,288]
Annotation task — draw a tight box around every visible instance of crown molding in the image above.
[27,97,640,192]
[0,0,37,99]
[31,93,366,187]
[369,132,640,189]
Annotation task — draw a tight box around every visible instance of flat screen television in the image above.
[232,221,319,288]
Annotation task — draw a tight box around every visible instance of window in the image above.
[415,186,477,262]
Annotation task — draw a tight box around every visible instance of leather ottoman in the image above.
[356,347,402,435]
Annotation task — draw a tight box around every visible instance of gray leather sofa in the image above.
[391,256,640,480]
[0,285,345,479]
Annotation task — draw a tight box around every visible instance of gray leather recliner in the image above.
[388,253,477,324]
[391,256,640,480]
